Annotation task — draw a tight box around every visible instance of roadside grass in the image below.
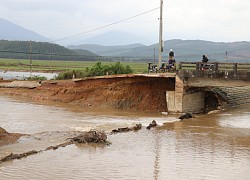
[0,58,149,73]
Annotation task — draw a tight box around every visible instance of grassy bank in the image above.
[0,58,149,73]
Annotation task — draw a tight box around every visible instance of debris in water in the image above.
[70,130,107,143]
[0,130,109,163]
[111,124,142,134]
[179,113,193,120]
[0,150,39,162]
[146,120,157,130]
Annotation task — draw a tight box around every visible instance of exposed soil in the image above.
[0,76,175,147]
[0,127,24,146]
[0,76,175,112]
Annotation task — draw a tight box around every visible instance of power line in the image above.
[1,49,250,59]
[0,49,137,59]
[49,7,160,43]
[0,50,101,58]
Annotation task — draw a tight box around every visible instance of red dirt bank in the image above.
[0,127,23,146]
[0,75,175,112]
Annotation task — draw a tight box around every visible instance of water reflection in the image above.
[0,71,57,80]
[0,97,250,179]
[153,131,161,180]
[0,96,178,134]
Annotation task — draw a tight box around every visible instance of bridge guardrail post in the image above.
[196,62,200,71]
[179,62,182,70]
[214,63,218,72]
[233,63,238,74]
[177,61,249,80]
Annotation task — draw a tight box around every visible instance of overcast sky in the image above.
[0,0,249,45]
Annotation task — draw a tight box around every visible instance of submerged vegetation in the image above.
[27,75,47,81]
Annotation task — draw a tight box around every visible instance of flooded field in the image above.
[0,71,57,80]
[0,96,250,179]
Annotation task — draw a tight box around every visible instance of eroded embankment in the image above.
[0,76,175,112]
[0,127,23,146]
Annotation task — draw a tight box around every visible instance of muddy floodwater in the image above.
[0,96,250,180]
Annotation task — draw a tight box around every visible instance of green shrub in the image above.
[55,70,87,80]
[55,62,133,80]
[27,76,47,81]
[108,62,133,75]
[86,62,133,77]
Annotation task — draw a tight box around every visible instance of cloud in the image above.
[164,0,250,41]
[0,0,249,44]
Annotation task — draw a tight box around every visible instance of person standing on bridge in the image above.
[202,55,208,63]
[168,49,176,71]
[201,55,209,70]
[169,49,174,60]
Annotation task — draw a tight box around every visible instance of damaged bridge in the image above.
[1,62,249,114]
[167,62,250,113]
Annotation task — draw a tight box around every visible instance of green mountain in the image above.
[159,39,250,62]
[0,40,99,61]
[71,49,98,57]
[68,43,145,56]
[69,40,250,62]
[1,39,249,62]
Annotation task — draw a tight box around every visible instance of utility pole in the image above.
[29,40,32,78]
[158,0,164,69]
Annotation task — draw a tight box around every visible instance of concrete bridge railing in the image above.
[177,62,250,80]
[166,62,250,114]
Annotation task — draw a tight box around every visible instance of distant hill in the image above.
[71,49,98,57]
[0,18,50,42]
[68,43,145,56]
[63,31,151,46]
[69,39,250,62]
[0,40,99,61]
[159,39,250,62]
